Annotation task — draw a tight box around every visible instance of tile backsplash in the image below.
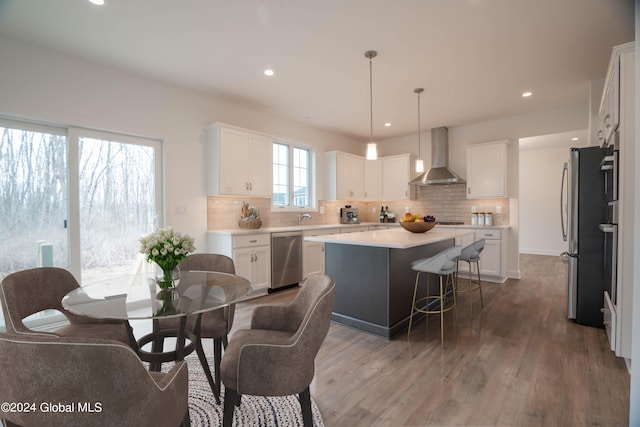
[208,184,508,230]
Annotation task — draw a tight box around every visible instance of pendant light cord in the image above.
[417,90,421,159]
[369,55,373,143]
[365,50,377,144]
[414,87,424,160]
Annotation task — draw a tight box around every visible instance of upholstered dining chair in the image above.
[0,333,190,427]
[0,267,129,344]
[220,273,336,427]
[156,253,236,404]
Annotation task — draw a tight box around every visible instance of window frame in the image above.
[271,139,316,212]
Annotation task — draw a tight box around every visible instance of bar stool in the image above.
[456,239,485,318]
[408,246,462,348]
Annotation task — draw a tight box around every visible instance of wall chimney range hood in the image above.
[409,126,465,186]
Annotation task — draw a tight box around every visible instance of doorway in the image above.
[518,130,587,255]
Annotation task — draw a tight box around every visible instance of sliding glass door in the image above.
[0,120,69,276]
[76,130,162,283]
[0,120,162,284]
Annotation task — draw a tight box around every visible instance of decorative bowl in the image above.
[238,219,262,229]
[399,221,436,233]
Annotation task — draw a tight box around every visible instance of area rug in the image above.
[183,354,325,427]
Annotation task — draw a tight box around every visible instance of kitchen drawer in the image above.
[475,229,501,240]
[303,228,342,237]
[233,233,270,248]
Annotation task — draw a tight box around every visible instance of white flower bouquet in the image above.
[139,227,196,288]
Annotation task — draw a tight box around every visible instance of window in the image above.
[272,141,313,209]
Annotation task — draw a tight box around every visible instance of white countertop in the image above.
[304,227,474,249]
[207,222,509,236]
[207,222,380,236]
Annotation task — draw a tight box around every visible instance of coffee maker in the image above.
[340,205,360,224]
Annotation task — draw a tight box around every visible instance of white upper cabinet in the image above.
[466,141,508,199]
[207,124,273,197]
[382,154,412,200]
[325,151,365,200]
[598,54,620,146]
[364,158,382,200]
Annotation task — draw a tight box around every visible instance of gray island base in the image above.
[305,228,474,339]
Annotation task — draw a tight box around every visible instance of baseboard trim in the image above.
[519,249,563,257]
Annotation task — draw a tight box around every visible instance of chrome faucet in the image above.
[298,213,312,226]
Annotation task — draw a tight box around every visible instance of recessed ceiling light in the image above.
[264,69,274,77]
[522,91,532,97]
[571,137,579,141]
[384,122,391,127]
[88,0,104,5]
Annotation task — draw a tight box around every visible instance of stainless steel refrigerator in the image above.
[560,146,607,328]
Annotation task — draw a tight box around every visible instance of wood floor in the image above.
[229,254,630,426]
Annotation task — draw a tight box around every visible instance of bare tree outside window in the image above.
[0,126,68,277]
[78,137,157,281]
[0,125,160,283]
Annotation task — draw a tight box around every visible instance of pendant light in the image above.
[365,50,378,160]
[414,88,425,173]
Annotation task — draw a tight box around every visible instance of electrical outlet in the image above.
[496,205,503,214]
[319,206,325,214]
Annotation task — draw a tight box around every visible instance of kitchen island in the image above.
[305,227,474,338]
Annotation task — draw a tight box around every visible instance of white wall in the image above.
[519,144,577,255]
[0,35,363,247]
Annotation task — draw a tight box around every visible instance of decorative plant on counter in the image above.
[139,227,196,289]
[240,201,260,221]
[238,201,262,229]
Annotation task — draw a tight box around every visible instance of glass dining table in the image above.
[62,270,252,370]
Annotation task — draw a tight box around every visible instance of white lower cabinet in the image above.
[479,239,501,277]
[454,232,475,249]
[451,228,504,282]
[302,241,325,278]
[475,229,502,278]
[302,228,341,279]
[208,232,271,292]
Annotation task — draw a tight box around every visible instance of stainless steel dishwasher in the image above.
[270,231,303,292]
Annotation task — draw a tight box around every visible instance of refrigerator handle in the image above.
[561,162,568,242]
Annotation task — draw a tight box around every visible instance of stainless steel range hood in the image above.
[410,126,465,186]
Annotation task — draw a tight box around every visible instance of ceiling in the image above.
[0,0,634,141]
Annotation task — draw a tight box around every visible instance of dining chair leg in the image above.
[195,339,220,404]
[214,337,223,398]
[223,388,239,427]
[181,409,191,427]
[299,387,313,427]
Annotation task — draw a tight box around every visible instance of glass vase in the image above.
[155,265,180,289]
[155,287,179,316]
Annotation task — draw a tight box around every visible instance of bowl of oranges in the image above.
[399,213,437,233]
